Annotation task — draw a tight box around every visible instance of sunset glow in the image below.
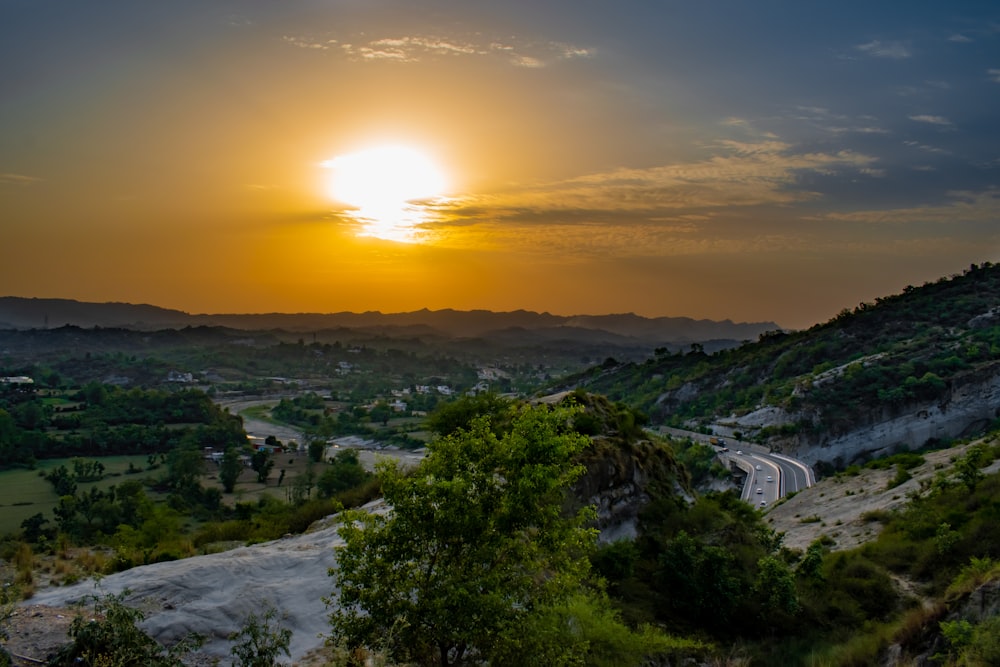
[322,145,449,243]
[2,2,998,328]
[324,146,447,210]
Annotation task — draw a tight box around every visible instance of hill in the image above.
[0,297,777,347]
[553,262,1000,470]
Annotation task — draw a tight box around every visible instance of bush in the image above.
[887,464,912,490]
[229,604,292,667]
[46,591,202,666]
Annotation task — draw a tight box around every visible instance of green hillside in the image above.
[554,263,1000,452]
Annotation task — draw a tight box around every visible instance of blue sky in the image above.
[2,1,999,328]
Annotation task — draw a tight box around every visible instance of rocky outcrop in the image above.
[22,509,354,665]
[723,361,1000,467]
[883,579,1000,666]
[574,435,689,543]
[797,361,1000,466]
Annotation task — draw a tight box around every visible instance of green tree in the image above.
[251,449,274,484]
[328,404,597,667]
[368,401,392,426]
[43,465,77,497]
[955,442,987,491]
[219,446,243,493]
[317,450,369,498]
[307,439,326,463]
[229,604,292,667]
[754,555,799,618]
[166,441,203,498]
[424,393,512,437]
[20,512,51,543]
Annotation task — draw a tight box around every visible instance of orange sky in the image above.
[3,2,999,330]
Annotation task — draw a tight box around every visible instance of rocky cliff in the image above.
[718,360,1000,467]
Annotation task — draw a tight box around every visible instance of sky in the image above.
[2,1,999,330]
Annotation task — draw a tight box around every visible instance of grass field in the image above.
[0,452,337,536]
[0,455,150,535]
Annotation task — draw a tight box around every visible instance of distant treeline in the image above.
[0,384,246,468]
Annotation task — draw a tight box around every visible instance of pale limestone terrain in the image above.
[765,438,1000,553]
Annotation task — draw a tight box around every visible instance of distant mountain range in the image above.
[0,297,780,346]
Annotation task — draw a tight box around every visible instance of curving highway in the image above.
[657,426,814,508]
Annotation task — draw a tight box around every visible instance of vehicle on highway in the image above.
[755,465,762,471]
[756,488,763,494]
[759,501,767,507]
[766,475,773,482]
[737,450,743,455]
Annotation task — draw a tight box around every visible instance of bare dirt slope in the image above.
[765,439,1000,553]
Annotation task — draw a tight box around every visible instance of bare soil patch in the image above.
[765,439,1000,552]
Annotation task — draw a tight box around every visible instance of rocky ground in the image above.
[4,505,373,666]
[4,604,76,666]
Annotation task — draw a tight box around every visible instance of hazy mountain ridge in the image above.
[0,297,779,345]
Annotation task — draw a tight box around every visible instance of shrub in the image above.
[46,591,203,666]
[229,604,292,667]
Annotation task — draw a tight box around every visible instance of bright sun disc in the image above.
[324,145,447,209]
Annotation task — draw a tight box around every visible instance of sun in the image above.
[323,145,447,210]
[320,144,450,243]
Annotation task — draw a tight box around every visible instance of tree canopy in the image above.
[328,402,598,666]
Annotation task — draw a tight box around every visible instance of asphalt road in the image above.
[658,426,814,508]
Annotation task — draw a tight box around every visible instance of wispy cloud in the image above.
[782,107,889,135]
[442,139,879,220]
[948,34,973,43]
[856,40,911,59]
[819,188,1000,225]
[283,32,593,68]
[903,140,951,155]
[909,114,954,128]
[0,172,41,187]
[989,69,1000,83]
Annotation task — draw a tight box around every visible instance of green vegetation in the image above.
[44,591,294,667]
[329,401,702,667]
[585,430,1000,665]
[46,591,203,667]
[329,403,597,665]
[228,604,293,667]
[4,267,1000,664]
[557,263,1000,455]
[0,383,383,593]
[0,384,245,469]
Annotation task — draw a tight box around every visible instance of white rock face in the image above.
[715,362,1000,467]
[800,364,1000,466]
[25,504,378,664]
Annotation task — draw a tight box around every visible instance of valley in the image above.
[2,265,1000,666]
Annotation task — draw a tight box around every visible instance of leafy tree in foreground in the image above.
[328,403,598,667]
